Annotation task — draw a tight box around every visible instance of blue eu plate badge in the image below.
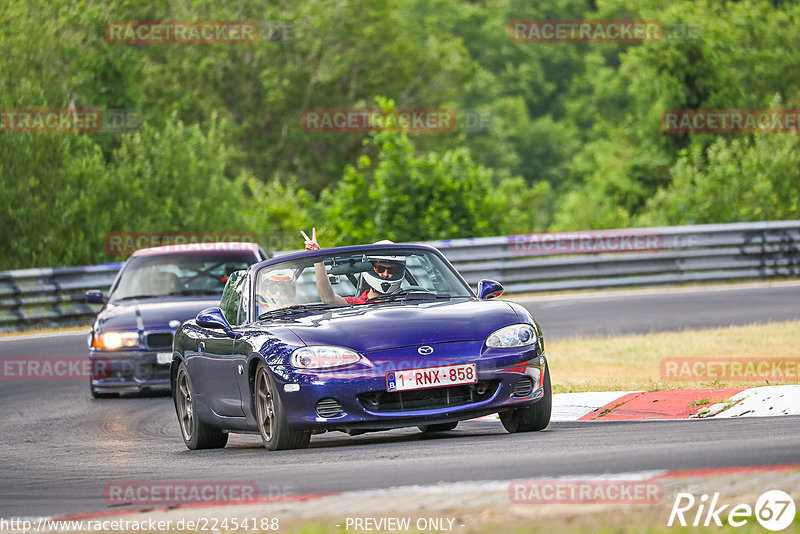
[386,372,397,392]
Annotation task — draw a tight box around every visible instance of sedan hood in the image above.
[274,298,520,353]
[95,297,220,332]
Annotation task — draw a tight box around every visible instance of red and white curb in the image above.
[551,385,800,421]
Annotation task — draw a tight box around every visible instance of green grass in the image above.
[547,320,800,393]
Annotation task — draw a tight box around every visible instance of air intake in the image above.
[316,398,344,418]
[512,377,534,398]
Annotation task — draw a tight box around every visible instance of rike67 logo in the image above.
[668,490,796,531]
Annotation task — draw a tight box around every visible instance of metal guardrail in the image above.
[0,263,121,332]
[423,220,800,293]
[1,221,798,332]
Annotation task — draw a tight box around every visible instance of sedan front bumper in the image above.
[89,350,172,393]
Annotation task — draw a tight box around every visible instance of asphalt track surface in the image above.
[1,283,799,518]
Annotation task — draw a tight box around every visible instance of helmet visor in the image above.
[369,260,405,281]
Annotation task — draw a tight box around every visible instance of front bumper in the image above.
[268,340,546,431]
[89,350,172,392]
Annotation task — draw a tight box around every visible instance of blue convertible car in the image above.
[171,243,550,450]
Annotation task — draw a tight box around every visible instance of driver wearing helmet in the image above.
[257,268,296,313]
[300,227,405,305]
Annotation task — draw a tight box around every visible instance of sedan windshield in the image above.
[255,248,473,318]
[110,253,254,302]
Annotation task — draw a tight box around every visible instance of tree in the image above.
[322,99,504,245]
[639,133,800,225]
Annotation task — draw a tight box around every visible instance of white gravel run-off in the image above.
[550,391,641,421]
[696,385,800,418]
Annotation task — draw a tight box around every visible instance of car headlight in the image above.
[486,324,537,348]
[291,346,361,369]
[92,331,140,350]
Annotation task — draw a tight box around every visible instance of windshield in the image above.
[110,253,255,301]
[254,248,473,318]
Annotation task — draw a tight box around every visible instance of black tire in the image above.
[174,362,228,450]
[254,363,311,451]
[418,422,458,433]
[500,362,552,433]
[90,384,118,399]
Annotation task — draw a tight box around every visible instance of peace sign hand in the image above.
[300,227,320,251]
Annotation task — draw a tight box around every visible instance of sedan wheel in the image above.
[174,362,228,449]
[501,362,552,433]
[254,363,310,451]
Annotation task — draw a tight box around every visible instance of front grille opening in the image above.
[512,377,534,398]
[316,398,344,418]
[147,333,173,349]
[358,380,498,412]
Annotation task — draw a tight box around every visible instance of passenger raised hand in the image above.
[300,227,320,251]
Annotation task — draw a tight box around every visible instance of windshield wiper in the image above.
[366,291,452,304]
[111,294,164,302]
[112,289,219,302]
[258,303,342,320]
[161,289,220,297]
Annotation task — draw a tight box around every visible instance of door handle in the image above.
[198,342,205,353]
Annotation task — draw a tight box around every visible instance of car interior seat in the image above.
[150,271,183,295]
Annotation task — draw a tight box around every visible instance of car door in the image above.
[230,274,255,421]
[185,270,249,417]
[185,327,242,417]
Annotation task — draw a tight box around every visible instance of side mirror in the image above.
[196,307,243,339]
[477,280,504,300]
[196,307,232,330]
[85,290,105,304]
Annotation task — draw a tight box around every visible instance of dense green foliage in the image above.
[1,0,798,269]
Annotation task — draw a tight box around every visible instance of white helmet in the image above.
[363,255,406,295]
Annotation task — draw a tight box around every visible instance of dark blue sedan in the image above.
[171,243,550,450]
[87,243,266,398]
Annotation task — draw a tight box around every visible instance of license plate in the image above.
[386,363,477,392]
[156,352,172,365]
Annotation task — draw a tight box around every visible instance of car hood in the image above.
[95,297,221,332]
[274,298,521,353]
